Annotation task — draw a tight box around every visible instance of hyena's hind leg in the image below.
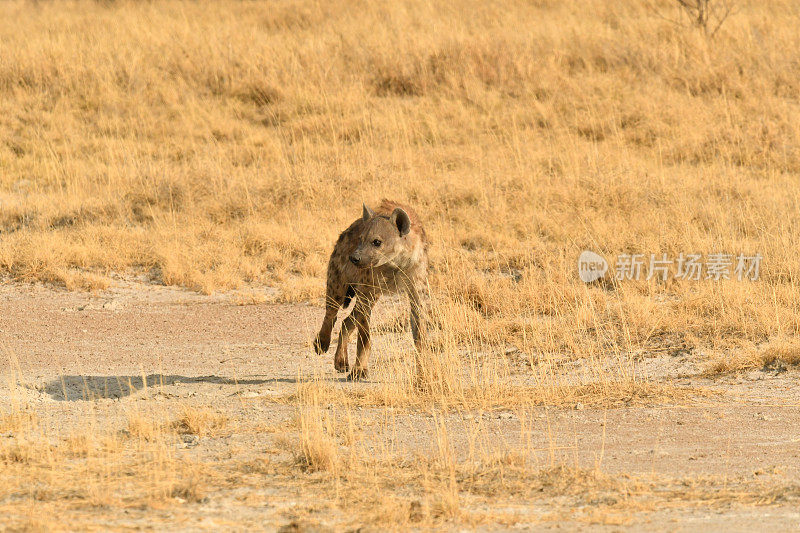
[407,282,430,387]
[313,285,354,354]
[407,282,429,350]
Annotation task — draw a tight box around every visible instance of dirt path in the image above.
[1,281,799,531]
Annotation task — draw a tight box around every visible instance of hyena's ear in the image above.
[391,207,411,237]
[362,203,375,221]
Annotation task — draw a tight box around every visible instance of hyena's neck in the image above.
[387,245,425,272]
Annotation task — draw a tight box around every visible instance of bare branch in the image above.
[709,2,736,37]
[652,0,737,38]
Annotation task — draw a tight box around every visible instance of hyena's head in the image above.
[349,203,411,269]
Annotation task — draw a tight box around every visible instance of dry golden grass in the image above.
[0,405,213,520]
[707,335,800,374]
[0,377,793,529]
[285,372,710,412]
[273,381,797,529]
[2,0,799,528]
[0,0,798,365]
[173,406,228,436]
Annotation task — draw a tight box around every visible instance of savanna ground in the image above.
[1,0,800,530]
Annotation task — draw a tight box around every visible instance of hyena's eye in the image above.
[372,239,382,247]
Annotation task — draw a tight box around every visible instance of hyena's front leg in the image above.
[334,308,358,372]
[314,284,346,354]
[314,299,339,354]
[313,303,337,354]
[348,299,375,381]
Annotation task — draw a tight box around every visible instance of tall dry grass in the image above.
[2,0,799,366]
[2,1,800,527]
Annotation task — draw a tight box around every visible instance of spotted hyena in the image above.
[313,199,429,381]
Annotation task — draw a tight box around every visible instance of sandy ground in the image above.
[1,280,799,531]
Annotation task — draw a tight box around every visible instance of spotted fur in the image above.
[313,200,429,380]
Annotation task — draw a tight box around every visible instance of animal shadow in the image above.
[41,374,298,401]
